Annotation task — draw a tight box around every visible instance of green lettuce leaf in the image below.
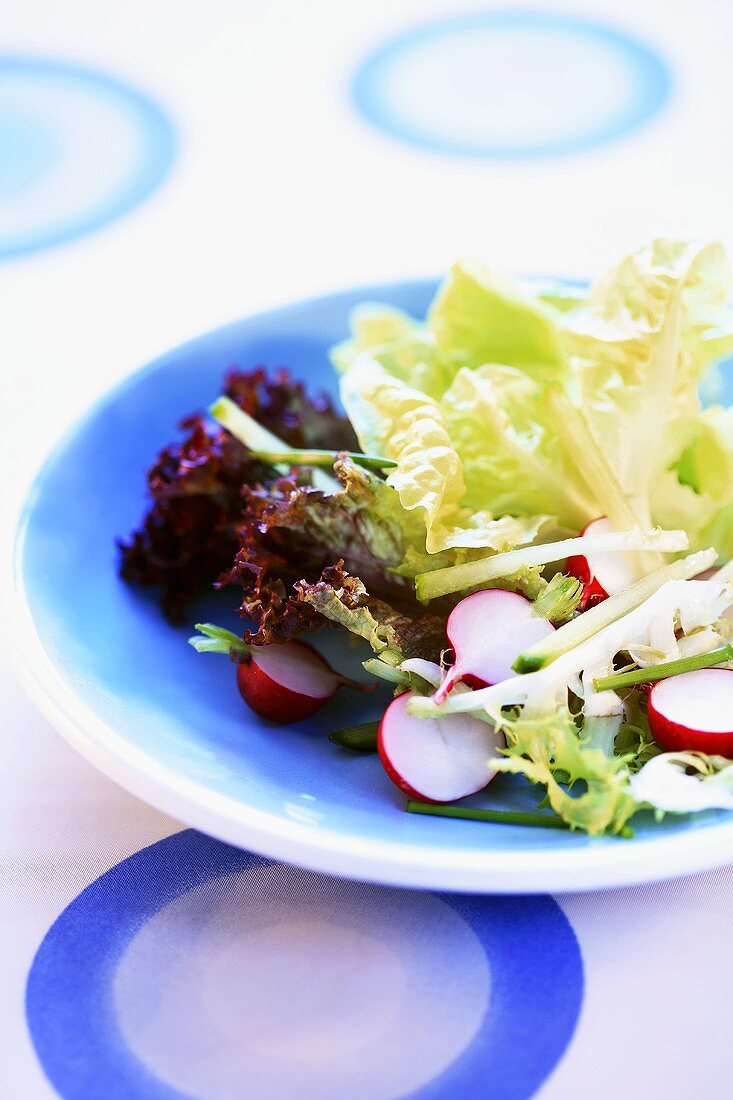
[296,571,398,655]
[428,259,567,376]
[334,238,733,577]
[332,305,456,400]
[614,690,660,772]
[440,365,595,528]
[331,303,416,373]
[556,239,733,534]
[341,359,547,554]
[532,278,587,314]
[652,407,733,559]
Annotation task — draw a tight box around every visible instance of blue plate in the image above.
[11,281,733,892]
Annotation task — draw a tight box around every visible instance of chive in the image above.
[593,644,733,692]
[406,800,634,838]
[405,800,569,829]
[329,721,379,752]
[250,448,396,472]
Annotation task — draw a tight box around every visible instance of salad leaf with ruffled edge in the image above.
[556,239,733,541]
[492,707,636,836]
[341,359,551,554]
[296,566,445,662]
[119,367,357,620]
[219,459,450,656]
[337,238,733,570]
[428,258,568,377]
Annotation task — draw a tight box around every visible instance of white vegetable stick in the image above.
[210,396,337,493]
[416,528,689,600]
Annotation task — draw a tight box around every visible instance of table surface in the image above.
[2,2,733,1097]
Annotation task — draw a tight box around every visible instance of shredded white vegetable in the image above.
[631,754,733,812]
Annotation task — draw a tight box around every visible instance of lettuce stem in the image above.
[363,658,410,686]
[210,396,291,458]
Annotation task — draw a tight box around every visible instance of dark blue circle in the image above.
[0,55,176,260]
[351,11,672,158]
[26,830,583,1100]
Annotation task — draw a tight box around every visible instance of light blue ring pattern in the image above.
[26,830,584,1100]
[0,55,176,260]
[351,11,673,158]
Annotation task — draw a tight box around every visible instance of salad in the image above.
[120,238,733,837]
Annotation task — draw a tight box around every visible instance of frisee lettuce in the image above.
[492,707,636,835]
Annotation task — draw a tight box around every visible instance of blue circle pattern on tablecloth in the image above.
[26,829,583,1100]
[351,11,672,158]
[0,55,176,259]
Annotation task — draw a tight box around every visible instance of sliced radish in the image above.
[238,640,358,724]
[434,589,554,704]
[566,517,637,611]
[648,668,733,756]
[378,692,505,803]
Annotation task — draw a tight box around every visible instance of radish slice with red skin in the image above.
[237,639,355,724]
[378,692,505,803]
[648,668,733,755]
[566,517,637,610]
[434,589,554,704]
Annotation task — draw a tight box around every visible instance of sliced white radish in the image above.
[566,517,637,610]
[434,589,554,704]
[648,668,733,756]
[239,640,359,724]
[378,692,505,802]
